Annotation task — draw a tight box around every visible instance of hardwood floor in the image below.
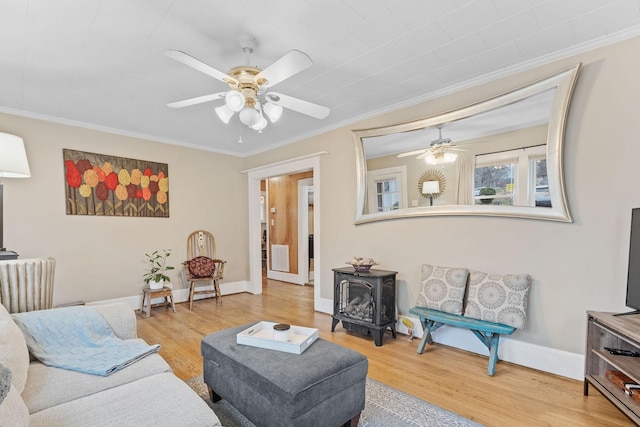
[136,279,632,426]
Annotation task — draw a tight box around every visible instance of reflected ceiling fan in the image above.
[165,35,330,133]
[397,125,465,165]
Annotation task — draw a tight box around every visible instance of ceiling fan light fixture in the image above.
[424,151,458,165]
[263,102,283,123]
[166,37,330,135]
[444,152,458,163]
[225,90,245,112]
[215,104,235,124]
[239,107,261,127]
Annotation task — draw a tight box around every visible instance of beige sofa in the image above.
[0,302,221,426]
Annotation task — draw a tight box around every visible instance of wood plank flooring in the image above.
[136,279,632,426]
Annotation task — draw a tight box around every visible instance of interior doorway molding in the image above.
[298,178,313,287]
[244,152,328,312]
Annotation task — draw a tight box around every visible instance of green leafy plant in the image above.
[479,187,496,204]
[143,249,175,284]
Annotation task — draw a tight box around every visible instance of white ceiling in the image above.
[1,0,640,157]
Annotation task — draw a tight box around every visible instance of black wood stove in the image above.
[331,267,397,346]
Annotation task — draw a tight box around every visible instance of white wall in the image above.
[243,36,640,377]
[0,113,249,305]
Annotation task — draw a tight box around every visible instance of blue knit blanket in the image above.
[12,306,159,376]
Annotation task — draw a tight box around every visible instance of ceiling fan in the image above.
[397,125,465,165]
[165,35,330,133]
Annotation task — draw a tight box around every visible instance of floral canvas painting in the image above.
[63,149,169,217]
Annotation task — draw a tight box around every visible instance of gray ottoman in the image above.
[201,323,368,427]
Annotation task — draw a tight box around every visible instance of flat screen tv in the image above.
[623,207,640,315]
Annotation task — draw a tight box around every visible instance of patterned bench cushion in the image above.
[416,264,469,315]
[463,271,531,329]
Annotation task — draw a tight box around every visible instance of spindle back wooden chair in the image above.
[184,230,226,310]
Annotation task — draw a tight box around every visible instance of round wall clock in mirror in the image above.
[352,63,581,224]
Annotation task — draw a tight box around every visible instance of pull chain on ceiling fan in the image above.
[165,35,330,134]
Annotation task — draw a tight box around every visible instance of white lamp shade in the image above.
[239,108,260,127]
[215,104,235,124]
[422,180,440,194]
[263,102,283,123]
[225,90,245,112]
[251,116,268,131]
[0,132,30,178]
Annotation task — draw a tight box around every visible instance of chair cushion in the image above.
[416,264,469,315]
[187,256,216,278]
[463,270,531,329]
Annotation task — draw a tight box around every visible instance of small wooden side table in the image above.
[140,286,176,317]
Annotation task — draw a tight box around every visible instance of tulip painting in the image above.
[63,149,169,217]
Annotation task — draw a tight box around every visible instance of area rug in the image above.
[185,375,484,427]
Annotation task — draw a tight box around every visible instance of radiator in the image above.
[271,245,290,272]
[0,257,56,313]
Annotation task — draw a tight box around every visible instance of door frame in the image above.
[246,153,324,310]
[298,178,313,285]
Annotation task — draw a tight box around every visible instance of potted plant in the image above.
[144,249,174,289]
[479,187,496,204]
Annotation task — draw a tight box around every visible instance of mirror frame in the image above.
[353,63,581,224]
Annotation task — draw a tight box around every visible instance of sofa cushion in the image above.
[463,270,531,329]
[0,363,29,427]
[0,385,29,427]
[91,303,137,340]
[21,341,171,414]
[0,304,28,393]
[416,264,469,315]
[29,372,221,427]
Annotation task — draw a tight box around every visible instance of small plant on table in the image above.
[144,249,174,288]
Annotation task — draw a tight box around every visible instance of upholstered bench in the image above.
[201,323,368,427]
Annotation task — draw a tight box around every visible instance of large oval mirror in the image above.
[353,64,580,224]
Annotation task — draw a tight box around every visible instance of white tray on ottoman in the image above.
[236,321,318,354]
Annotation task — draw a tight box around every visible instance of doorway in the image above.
[264,171,311,285]
[246,154,323,311]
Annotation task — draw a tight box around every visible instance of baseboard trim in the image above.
[88,280,251,310]
[267,270,304,285]
[316,297,333,314]
[389,317,584,380]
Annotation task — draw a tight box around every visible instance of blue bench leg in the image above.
[417,326,430,354]
[417,320,435,354]
[487,333,500,376]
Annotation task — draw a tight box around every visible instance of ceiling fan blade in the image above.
[165,49,238,86]
[256,50,312,88]
[265,92,329,119]
[167,92,226,108]
[397,149,427,158]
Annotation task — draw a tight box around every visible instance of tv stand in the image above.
[614,310,640,316]
[585,311,640,424]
